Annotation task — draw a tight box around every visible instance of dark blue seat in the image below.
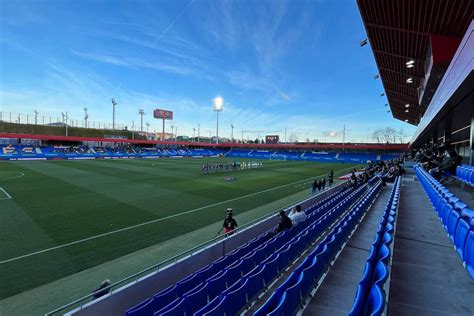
[282,273,304,316]
[225,260,243,286]
[125,284,177,316]
[373,261,388,287]
[206,270,228,299]
[154,297,184,316]
[200,296,226,316]
[223,278,248,315]
[176,273,199,296]
[183,283,209,316]
[254,290,284,316]
[447,209,461,242]
[246,264,265,301]
[263,254,279,286]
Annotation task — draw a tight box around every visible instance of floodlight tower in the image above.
[146,122,150,133]
[197,124,200,142]
[61,111,69,136]
[111,98,117,130]
[34,110,38,125]
[231,124,234,142]
[212,97,224,144]
[193,127,196,141]
[84,108,88,128]
[139,109,145,131]
[171,125,174,140]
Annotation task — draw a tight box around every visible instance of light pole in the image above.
[171,125,174,141]
[198,124,200,142]
[34,110,38,125]
[193,128,196,141]
[111,98,117,130]
[84,108,88,128]
[139,109,145,131]
[61,111,69,136]
[212,96,224,144]
[146,122,150,133]
[231,124,234,142]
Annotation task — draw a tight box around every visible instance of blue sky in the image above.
[0,0,415,142]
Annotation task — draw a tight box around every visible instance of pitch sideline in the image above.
[0,165,356,264]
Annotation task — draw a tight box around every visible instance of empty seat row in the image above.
[255,180,383,316]
[415,165,474,279]
[125,183,363,315]
[456,165,474,187]
[349,176,400,316]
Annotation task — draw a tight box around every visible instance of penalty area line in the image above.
[0,165,356,264]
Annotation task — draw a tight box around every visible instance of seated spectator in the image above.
[288,205,307,227]
[428,149,462,181]
[92,279,111,299]
[276,210,293,233]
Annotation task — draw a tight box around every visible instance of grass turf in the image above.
[0,158,356,299]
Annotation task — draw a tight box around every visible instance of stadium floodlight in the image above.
[373,74,379,79]
[111,98,117,130]
[405,104,410,108]
[146,122,150,133]
[359,38,368,47]
[84,108,88,128]
[139,109,145,132]
[406,77,413,83]
[405,109,409,113]
[406,60,415,68]
[34,110,38,125]
[213,96,224,144]
[384,104,388,107]
[231,124,234,142]
[380,92,385,97]
[404,119,409,122]
[387,110,390,113]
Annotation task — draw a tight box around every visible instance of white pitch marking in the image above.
[0,165,356,264]
[0,187,12,200]
[0,171,25,181]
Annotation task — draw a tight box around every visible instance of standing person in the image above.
[328,170,334,187]
[322,177,326,190]
[92,279,111,299]
[222,208,238,236]
[276,210,293,233]
[317,179,322,192]
[311,179,317,195]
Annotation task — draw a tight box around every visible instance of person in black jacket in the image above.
[276,210,293,233]
[92,279,111,299]
[223,208,238,235]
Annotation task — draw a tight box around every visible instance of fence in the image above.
[0,111,145,132]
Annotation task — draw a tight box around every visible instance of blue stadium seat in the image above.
[366,285,385,316]
[206,270,228,299]
[282,273,304,316]
[154,297,184,316]
[183,283,209,316]
[125,284,177,316]
[454,219,472,260]
[246,264,265,301]
[223,278,248,315]
[263,254,279,286]
[464,230,474,279]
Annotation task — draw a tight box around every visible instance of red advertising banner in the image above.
[153,109,173,120]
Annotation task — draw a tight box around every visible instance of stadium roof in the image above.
[0,133,408,150]
[357,0,473,125]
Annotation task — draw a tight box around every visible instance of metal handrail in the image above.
[45,168,357,315]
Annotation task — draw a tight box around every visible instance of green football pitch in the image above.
[0,158,357,300]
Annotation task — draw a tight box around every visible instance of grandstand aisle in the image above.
[302,185,392,315]
[387,176,474,315]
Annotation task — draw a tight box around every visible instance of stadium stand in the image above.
[124,174,380,316]
[0,144,397,163]
[457,165,474,187]
[414,164,474,278]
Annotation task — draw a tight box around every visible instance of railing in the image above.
[45,168,357,315]
[0,111,144,132]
